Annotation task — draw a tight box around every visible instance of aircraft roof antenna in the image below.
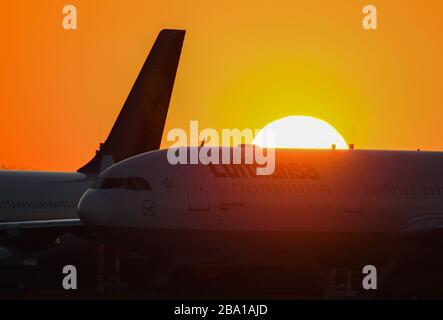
[353,120,356,148]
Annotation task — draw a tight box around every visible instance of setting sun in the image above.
[252,116,348,149]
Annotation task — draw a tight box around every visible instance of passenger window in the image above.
[403,186,408,195]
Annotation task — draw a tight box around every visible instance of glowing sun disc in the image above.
[252,116,348,149]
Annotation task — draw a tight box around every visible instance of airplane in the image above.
[0,29,186,262]
[78,145,443,295]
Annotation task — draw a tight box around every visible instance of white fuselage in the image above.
[0,170,93,223]
[78,147,443,263]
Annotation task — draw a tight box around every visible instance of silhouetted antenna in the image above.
[352,120,356,149]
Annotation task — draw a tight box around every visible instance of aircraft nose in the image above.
[78,189,112,227]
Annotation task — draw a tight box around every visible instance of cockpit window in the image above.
[123,177,137,190]
[133,177,151,191]
[92,177,150,191]
[91,178,104,189]
[101,178,124,189]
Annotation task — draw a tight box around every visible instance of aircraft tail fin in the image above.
[78,29,185,173]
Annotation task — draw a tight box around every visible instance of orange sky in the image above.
[1,0,443,171]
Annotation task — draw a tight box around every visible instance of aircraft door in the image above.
[345,180,362,213]
[330,161,362,213]
[344,168,362,213]
[179,165,210,211]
